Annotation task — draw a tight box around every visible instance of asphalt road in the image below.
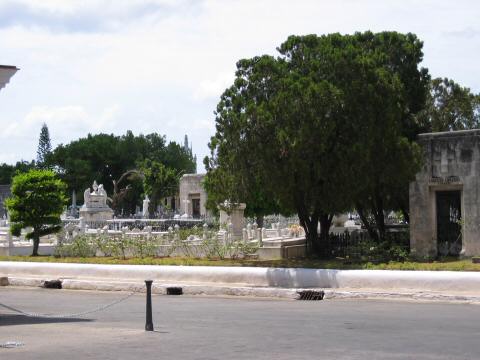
[1,287,480,359]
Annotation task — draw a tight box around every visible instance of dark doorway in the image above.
[436,191,462,256]
[192,198,200,218]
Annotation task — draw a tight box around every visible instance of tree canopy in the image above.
[47,131,196,214]
[206,31,429,253]
[419,77,480,132]
[0,160,35,185]
[5,169,67,256]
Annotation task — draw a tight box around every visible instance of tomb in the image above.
[79,180,114,222]
[410,129,480,257]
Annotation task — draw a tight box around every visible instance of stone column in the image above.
[174,224,180,241]
[246,223,252,239]
[7,230,13,251]
[79,217,85,234]
[218,203,246,240]
[227,222,233,242]
[257,228,263,247]
[203,223,209,240]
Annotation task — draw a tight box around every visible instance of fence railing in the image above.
[320,230,410,260]
[62,218,216,232]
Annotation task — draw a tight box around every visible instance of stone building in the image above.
[0,65,17,218]
[178,173,209,218]
[410,129,480,257]
[0,64,18,91]
[0,185,11,218]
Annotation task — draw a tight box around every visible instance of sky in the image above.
[0,0,479,172]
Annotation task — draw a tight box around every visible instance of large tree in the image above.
[5,170,67,256]
[208,32,429,254]
[345,32,430,242]
[208,38,357,253]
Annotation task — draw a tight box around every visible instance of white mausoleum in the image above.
[178,174,209,218]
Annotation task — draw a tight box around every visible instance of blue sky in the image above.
[0,0,479,171]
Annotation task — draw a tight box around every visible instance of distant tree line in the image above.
[1,130,196,216]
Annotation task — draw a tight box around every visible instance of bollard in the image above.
[145,280,154,331]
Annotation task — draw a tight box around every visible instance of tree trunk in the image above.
[373,193,386,242]
[32,234,40,256]
[318,213,333,257]
[298,210,320,256]
[356,204,379,242]
[256,214,264,229]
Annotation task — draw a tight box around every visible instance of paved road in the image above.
[1,287,480,359]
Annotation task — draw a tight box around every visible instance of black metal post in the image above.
[145,280,154,331]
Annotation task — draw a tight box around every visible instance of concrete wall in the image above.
[178,174,208,217]
[4,261,480,292]
[410,129,480,257]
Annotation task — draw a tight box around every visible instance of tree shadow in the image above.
[265,267,338,288]
[0,314,93,326]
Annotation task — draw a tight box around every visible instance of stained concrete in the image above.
[410,129,480,257]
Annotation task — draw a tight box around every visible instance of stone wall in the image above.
[410,129,480,257]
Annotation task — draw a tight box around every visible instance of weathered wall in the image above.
[410,129,480,257]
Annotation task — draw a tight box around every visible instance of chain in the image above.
[0,341,24,349]
[0,288,141,319]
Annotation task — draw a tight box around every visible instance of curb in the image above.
[6,276,480,303]
[7,277,300,299]
[4,261,480,291]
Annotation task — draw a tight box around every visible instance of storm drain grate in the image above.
[297,290,325,301]
[43,280,62,289]
[166,287,183,295]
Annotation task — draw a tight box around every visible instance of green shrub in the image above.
[55,235,96,258]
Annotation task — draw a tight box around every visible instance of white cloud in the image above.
[0,0,202,33]
[193,72,234,101]
[1,104,121,143]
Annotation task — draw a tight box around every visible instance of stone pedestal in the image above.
[219,203,246,240]
[79,208,114,222]
[79,181,114,222]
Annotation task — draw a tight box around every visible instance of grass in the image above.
[1,255,480,271]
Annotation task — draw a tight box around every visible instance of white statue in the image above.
[83,188,91,206]
[82,181,109,209]
[98,184,107,206]
[80,180,114,221]
[142,195,150,218]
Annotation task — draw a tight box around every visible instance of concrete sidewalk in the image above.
[3,261,480,303]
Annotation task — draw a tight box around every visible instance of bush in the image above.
[55,235,96,258]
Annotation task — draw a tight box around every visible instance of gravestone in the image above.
[218,202,246,240]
